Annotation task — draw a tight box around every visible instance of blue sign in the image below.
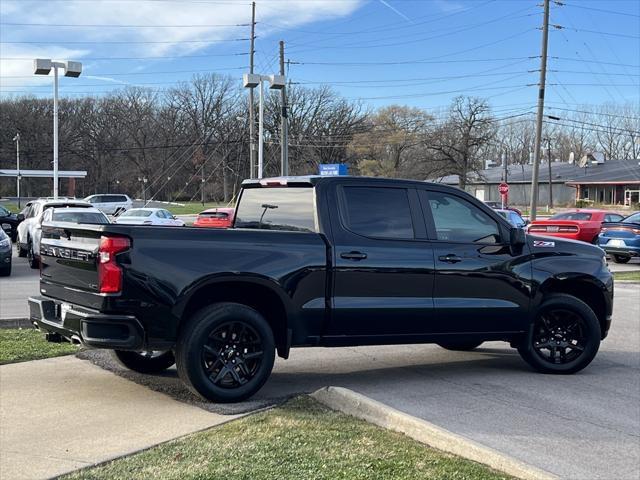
[319,164,348,176]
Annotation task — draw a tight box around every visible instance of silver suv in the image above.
[16,198,91,268]
[83,194,132,215]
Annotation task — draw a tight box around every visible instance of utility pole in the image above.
[529,0,550,221]
[201,163,205,206]
[13,132,21,208]
[279,40,289,176]
[547,137,553,209]
[248,2,257,179]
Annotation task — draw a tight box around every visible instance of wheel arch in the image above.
[538,275,610,339]
[175,276,292,358]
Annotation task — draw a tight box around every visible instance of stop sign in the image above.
[498,182,509,195]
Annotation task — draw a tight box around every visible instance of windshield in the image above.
[234,187,317,232]
[624,213,640,223]
[550,212,592,221]
[121,210,153,218]
[53,212,108,223]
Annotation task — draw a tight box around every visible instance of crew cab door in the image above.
[418,189,530,333]
[327,182,435,338]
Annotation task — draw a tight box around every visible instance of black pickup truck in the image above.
[29,176,613,402]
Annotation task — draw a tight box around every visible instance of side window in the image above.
[340,186,414,239]
[425,191,501,244]
[605,214,623,223]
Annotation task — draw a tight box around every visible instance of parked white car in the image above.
[84,194,132,215]
[113,208,185,226]
[16,198,92,268]
[32,207,110,268]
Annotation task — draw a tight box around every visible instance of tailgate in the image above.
[40,222,107,292]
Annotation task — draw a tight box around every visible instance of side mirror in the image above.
[16,213,25,222]
[510,227,526,246]
[172,215,177,220]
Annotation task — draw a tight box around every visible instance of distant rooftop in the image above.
[432,159,640,185]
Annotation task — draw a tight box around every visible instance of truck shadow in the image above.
[77,345,635,416]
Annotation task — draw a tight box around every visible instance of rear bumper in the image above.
[602,246,640,257]
[28,295,144,350]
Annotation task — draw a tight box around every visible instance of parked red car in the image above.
[193,207,235,228]
[528,209,625,244]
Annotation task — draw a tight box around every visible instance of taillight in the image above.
[558,226,579,233]
[528,225,547,232]
[98,236,130,294]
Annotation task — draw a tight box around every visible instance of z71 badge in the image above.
[533,240,555,247]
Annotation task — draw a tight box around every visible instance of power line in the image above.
[0,38,250,44]
[1,66,247,80]
[292,56,535,67]
[0,22,251,27]
[561,1,640,18]
[1,52,249,61]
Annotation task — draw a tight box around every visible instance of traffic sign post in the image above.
[498,182,509,209]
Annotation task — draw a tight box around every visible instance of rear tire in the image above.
[175,302,275,403]
[612,254,630,264]
[113,350,175,374]
[17,241,27,257]
[518,294,600,374]
[0,264,11,277]
[27,240,39,269]
[438,341,483,351]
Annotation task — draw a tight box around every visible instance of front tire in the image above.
[0,265,11,277]
[113,350,175,374]
[438,341,483,351]
[175,303,275,403]
[17,241,27,257]
[518,294,600,374]
[612,254,630,264]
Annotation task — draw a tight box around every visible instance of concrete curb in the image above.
[0,317,32,329]
[312,386,558,480]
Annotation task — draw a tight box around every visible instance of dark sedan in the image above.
[0,205,23,242]
[0,228,11,276]
[598,211,640,263]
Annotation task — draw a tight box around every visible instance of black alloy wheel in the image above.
[202,321,264,389]
[113,350,175,374]
[532,309,587,365]
[518,294,600,374]
[438,341,484,351]
[176,303,275,403]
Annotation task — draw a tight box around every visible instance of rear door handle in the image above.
[340,251,368,261]
[438,254,462,263]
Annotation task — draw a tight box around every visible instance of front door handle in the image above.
[340,251,368,261]
[438,254,462,263]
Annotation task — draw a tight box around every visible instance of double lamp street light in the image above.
[33,58,82,199]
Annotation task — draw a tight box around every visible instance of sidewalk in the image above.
[0,356,236,480]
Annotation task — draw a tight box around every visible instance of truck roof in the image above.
[242,175,445,188]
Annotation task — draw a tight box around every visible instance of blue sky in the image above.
[1,0,638,118]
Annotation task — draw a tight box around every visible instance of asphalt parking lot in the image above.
[1,248,639,480]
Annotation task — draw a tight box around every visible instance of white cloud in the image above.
[0,0,364,93]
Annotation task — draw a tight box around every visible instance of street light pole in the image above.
[34,58,82,199]
[243,72,285,180]
[12,133,20,208]
[53,65,59,199]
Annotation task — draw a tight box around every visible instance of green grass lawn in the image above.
[613,271,640,281]
[0,328,79,365]
[63,396,512,480]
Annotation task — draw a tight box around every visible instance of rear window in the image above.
[200,212,229,219]
[550,212,592,221]
[121,210,153,218]
[340,186,414,239]
[235,187,316,232]
[52,212,108,223]
[624,213,640,223]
